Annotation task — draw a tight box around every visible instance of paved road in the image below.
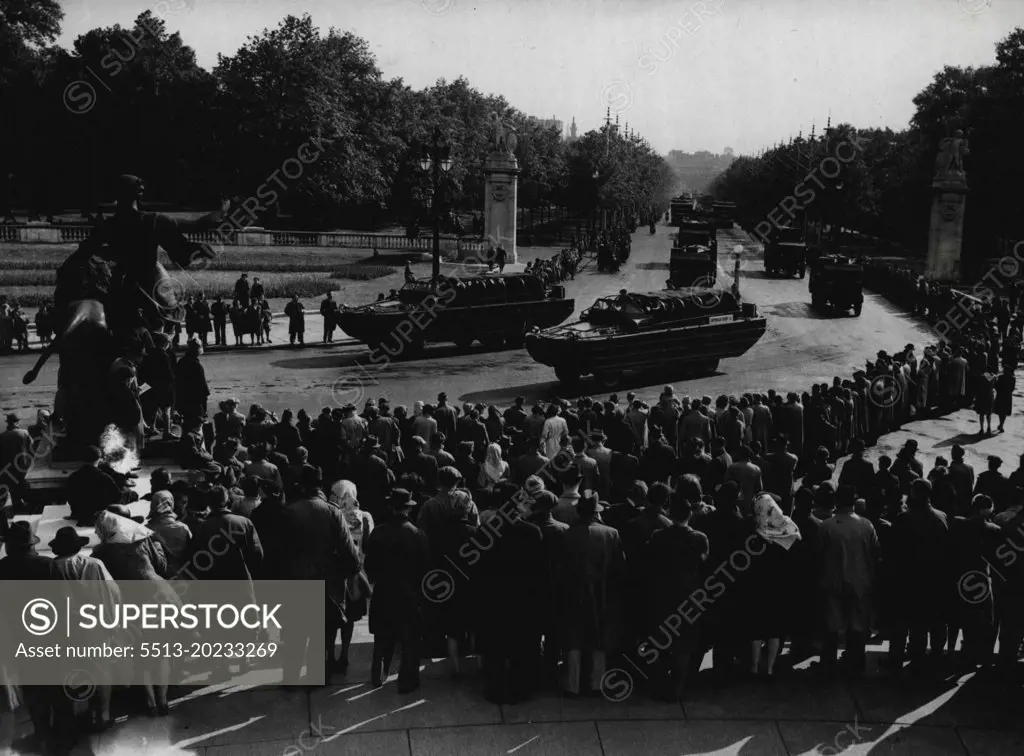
[1,224,937,418]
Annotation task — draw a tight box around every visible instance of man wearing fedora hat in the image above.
[560,491,625,696]
[0,521,54,579]
[364,489,431,693]
[348,436,394,525]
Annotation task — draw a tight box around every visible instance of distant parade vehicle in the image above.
[809,254,864,316]
[525,285,766,389]
[337,273,574,356]
[763,226,811,278]
[711,200,737,229]
[669,219,719,287]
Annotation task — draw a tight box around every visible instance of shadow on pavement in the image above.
[764,302,833,320]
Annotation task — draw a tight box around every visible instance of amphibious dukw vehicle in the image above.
[337,273,574,355]
[525,286,766,389]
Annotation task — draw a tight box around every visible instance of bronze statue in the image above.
[25,175,229,457]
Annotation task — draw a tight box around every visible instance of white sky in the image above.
[56,0,1024,155]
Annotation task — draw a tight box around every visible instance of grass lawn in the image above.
[0,239,569,313]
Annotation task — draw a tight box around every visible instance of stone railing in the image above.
[1,223,489,258]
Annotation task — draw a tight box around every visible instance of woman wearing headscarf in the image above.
[328,480,374,672]
[92,509,179,717]
[477,443,509,489]
[146,491,193,575]
[737,493,802,678]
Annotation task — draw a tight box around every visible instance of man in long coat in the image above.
[560,493,626,695]
[278,467,359,681]
[476,496,545,703]
[364,489,431,693]
[887,479,948,670]
[285,295,305,345]
[818,488,880,675]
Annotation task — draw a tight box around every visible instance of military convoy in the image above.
[336,273,575,355]
[809,255,864,316]
[764,226,813,278]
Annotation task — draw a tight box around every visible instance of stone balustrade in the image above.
[1,223,490,255]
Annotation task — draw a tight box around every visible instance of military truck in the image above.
[711,201,737,229]
[809,255,864,316]
[669,220,718,286]
[764,226,811,278]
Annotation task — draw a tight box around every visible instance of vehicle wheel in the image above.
[594,371,622,390]
[555,367,581,387]
[798,267,806,279]
[453,331,474,350]
[854,302,862,316]
[480,334,505,350]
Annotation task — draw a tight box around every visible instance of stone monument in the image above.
[926,130,969,282]
[482,112,520,264]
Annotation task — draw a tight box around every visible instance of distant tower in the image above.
[569,117,578,140]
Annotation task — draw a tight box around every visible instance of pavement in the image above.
[3,224,1024,754]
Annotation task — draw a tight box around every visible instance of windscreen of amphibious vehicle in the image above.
[397,274,546,306]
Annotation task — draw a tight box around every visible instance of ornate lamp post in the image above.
[419,130,453,290]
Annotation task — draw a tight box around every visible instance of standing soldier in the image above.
[320,292,339,343]
[285,295,305,346]
[211,296,227,346]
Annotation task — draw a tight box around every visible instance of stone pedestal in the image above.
[926,178,968,282]
[483,151,520,263]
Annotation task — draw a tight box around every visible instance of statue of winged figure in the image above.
[934,129,968,179]
[489,112,518,155]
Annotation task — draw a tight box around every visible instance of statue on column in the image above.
[934,129,968,182]
[489,112,518,155]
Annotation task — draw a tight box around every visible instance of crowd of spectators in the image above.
[7,313,1016,742]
